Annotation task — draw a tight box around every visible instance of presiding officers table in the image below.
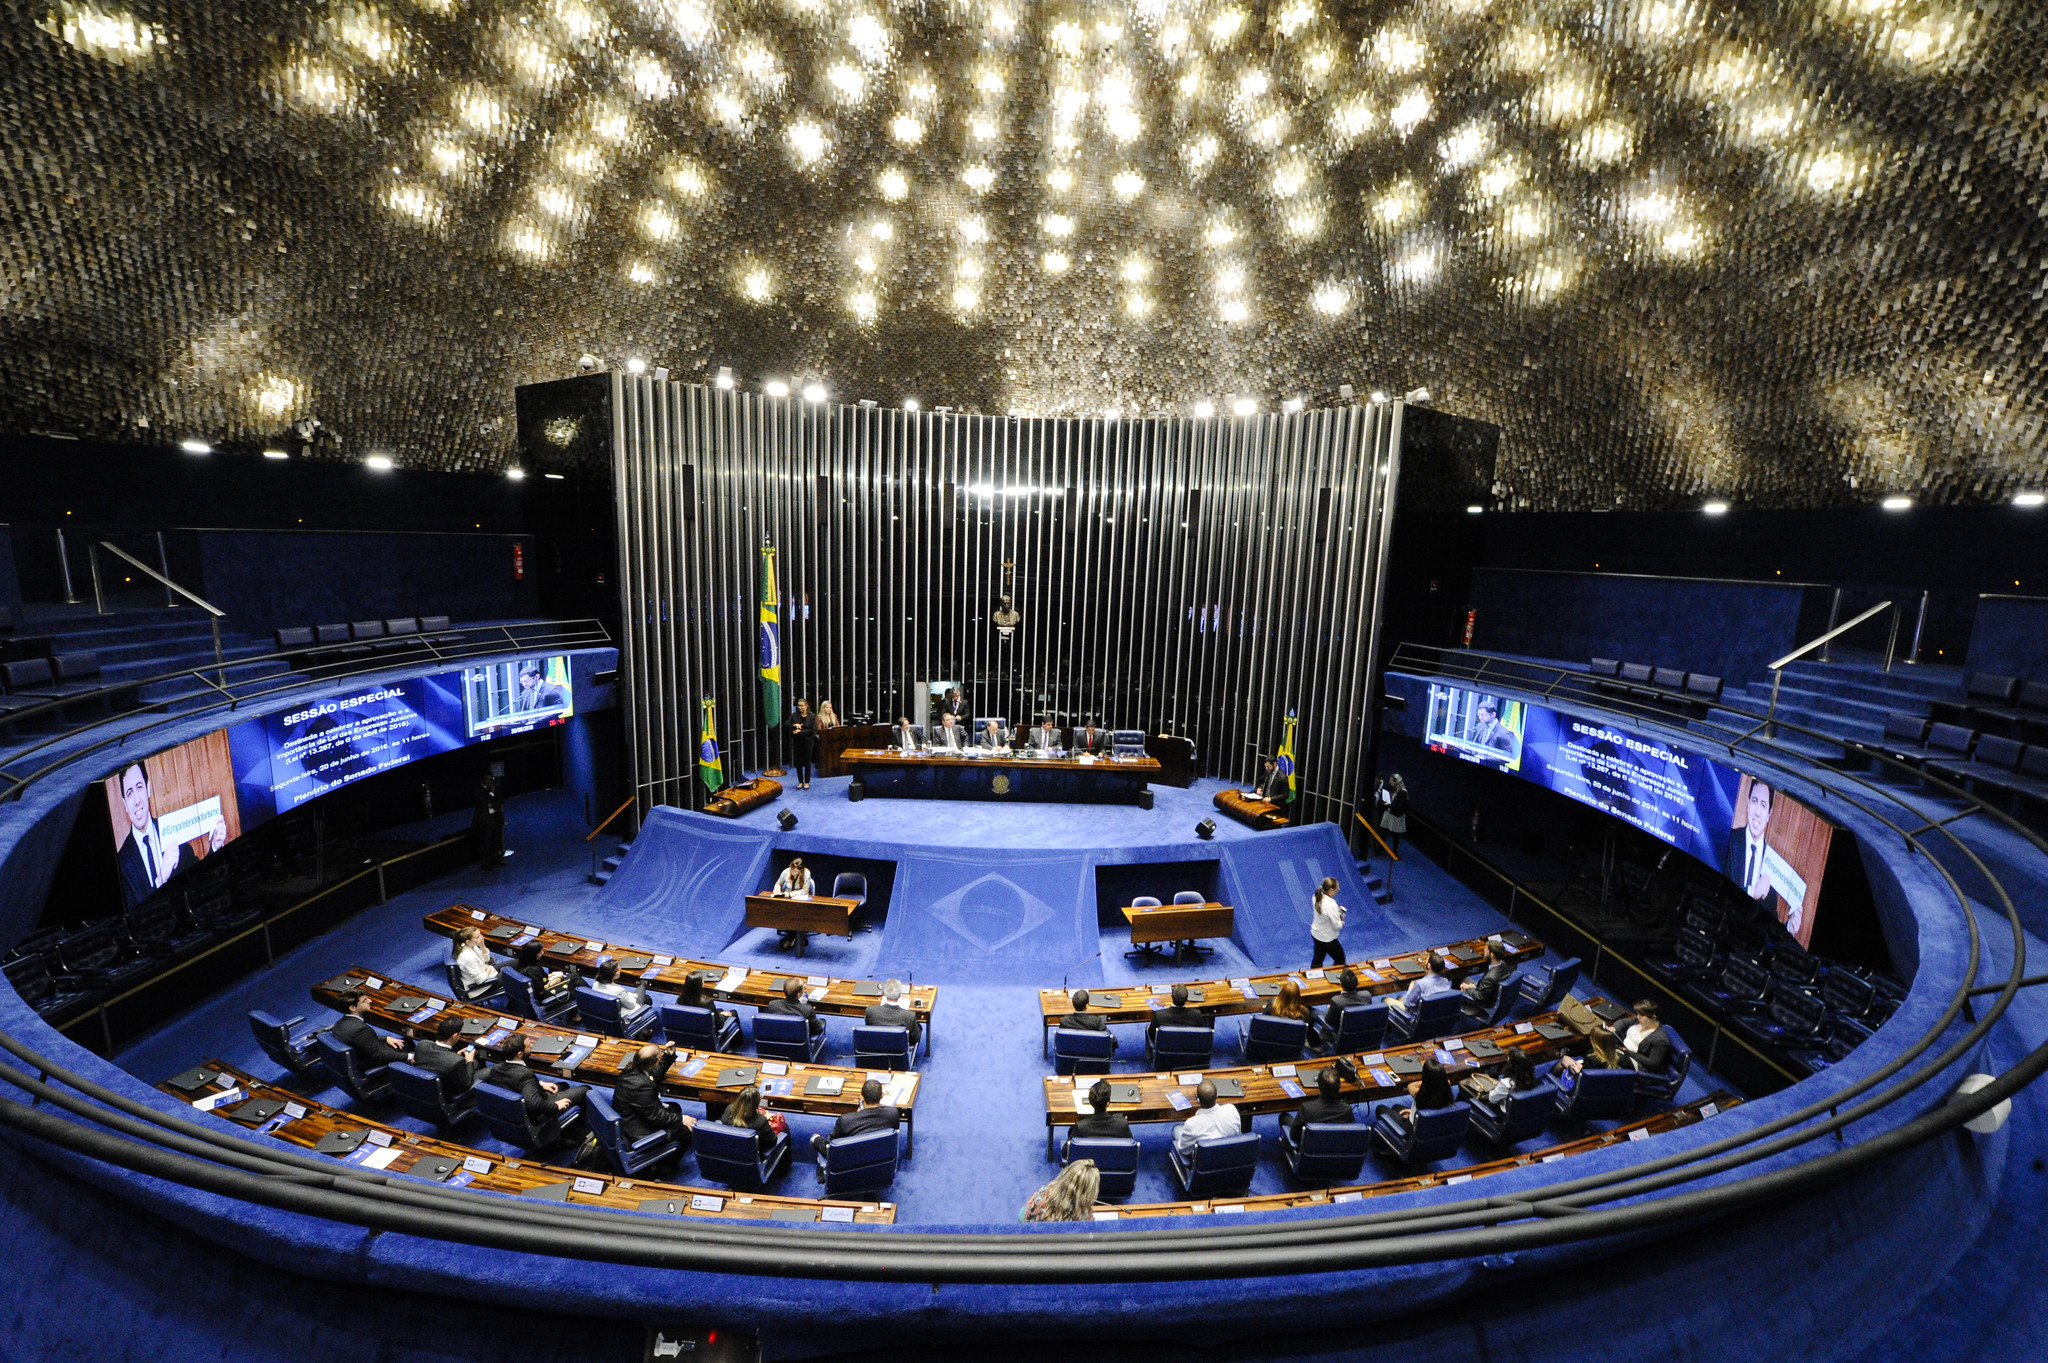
[843,748,1162,804]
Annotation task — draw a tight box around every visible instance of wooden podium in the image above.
[1213,789,1290,830]
[706,777,782,818]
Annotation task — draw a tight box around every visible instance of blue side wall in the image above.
[183,529,540,633]
[1965,595,2048,680]
[1469,567,1809,682]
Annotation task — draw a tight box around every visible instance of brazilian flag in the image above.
[758,545,782,726]
[1276,711,1299,804]
[698,697,724,794]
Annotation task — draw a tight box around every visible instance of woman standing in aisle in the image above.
[1309,875,1347,970]
[789,698,819,790]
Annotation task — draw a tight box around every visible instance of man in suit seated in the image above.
[1459,942,1517,1021]
[1283,1067,1356,1137]
[1071,1079,1132,1140]
[811,1078,899,1159]
[1389,952,1459,1019]
[890,716,920,751]
[483,1033,594,1160]
[332,990,410,1069]
[1172,1079,1244,1159]
[931,713,967,751]
[977,718,1007,749]
[1028,717,1063,751]
[1321,969,1375,1042]
[412,1014,478,1094]
[1059,987,1107,1030]
[863,978,922,1050]
[1074,721,1113,756]
[613,1043,699,1151]
[767,976,826,1035]
[1562,1000,1674,1077]
[1147,983,1211,1041]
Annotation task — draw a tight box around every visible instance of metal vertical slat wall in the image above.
[609,379,1407,829]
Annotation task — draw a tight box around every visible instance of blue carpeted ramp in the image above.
[1216,822,1384,964]
[592,807,773,957]
[873,845,1098,983]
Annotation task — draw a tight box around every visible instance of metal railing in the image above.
[0,636,2037,1284]
[1764,600,1892,731]
[94,541,229,687]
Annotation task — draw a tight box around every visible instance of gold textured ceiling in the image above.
[2,0,2043,508]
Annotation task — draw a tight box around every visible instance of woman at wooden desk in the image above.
[771,857,816,952]
[718,1085,781,1158]
[817,700,841,730]
[1378,1058,1457,1129]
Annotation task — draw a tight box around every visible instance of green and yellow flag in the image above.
[698,697,724,794]
[1276,710,1299,804]
[758,545,782,726]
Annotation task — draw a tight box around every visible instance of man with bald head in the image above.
[611,1042,698,1151]
[1172,1078,1244,1159]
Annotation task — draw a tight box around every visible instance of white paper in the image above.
[820,1206,856,1223]
[1177,1073,1203,1086]
[1091,1210,1120,1221]
[366,1130,393,1148]
[1542,1153,1566,1163]
[1216,1204,1246,1214]
[651,956,674,967]
[572,1175,606,1194]
[1072,1075,1092,1089]
[469,909,486,920]
[462,1155,492,1173]
[1627,1127,1650,1142]
[359,1147,403,1171]
[867,1071,889,1081]
[1072,1091,1091,1111]
[807,987,827,1002]
[1446,1174,1473,1185]
[716,967,749,993]
[1700,1102,1720,1118]
[193,1088,242,1111]
[1332,1191,1364,1204]
[575,1035,599,1048]
[761,1061,789,1076]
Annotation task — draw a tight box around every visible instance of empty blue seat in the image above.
[1467,1083,1558,1147]
[1053,1027,1118,1075]
[1552,1067,1637,1124]
[1062,1136,1141,1201]
[1239,1013,1309,1064]
[572,985,658,1040]
[582,1087,682,1177]
[1168,1130,1261,1197]
[1324,1001,1389,1053]
[501,970,577,1026]
[1146,1024,1214,1071]
[1369,1101,1472,1164]
[248,1009,325,1077]
[1387,990,1464,1043]
[693,1118,791,1188]
[854,1024,912,1071]
[1280,1120,1371,1184]
[1510,956,1581,1017]
[660,1001,742,1053]
[754,1011,827,1063]
[314,1032,392,1103]
[831,871,868,908]
[818,1127,900,1196]
[386,1060,476,1127]
[1172,891,1206,905]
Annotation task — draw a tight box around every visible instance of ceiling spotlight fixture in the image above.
[1282,397,1304,414]
[1104,407,1123,421]
[262,448,289,460]
[1368,390,1388,404]
[903,398,920,412]
[1703,501,1730,515]
[1465,505,1484,515]
[577,353,601,372]
[2014,492,2045,508]
[1192,401,1216,418]
[507,468,527,480]
[365,454,394,471]
[543,472,565,480]
[625,358,647,374]
[1232,398,1258,416]
[765,379,791,397]
[715,366,735,390]
[1405,386,1433,404]
[1881,496,1913,511]
[802,383,828,403]
[180,439,211,454]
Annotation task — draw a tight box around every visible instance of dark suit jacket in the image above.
[1258,768,1288,803]
[1072,1111,1133,1140]
[891,724,919,751]
[613,1051,687,1145]
[518,960,577,1001]
[1614,1024,1674,1075]
[1147,1004,1212,1038]
[863,1001,922,1048]
[829,1103,900,1142]
[1029,726,1062,750]
[1462,960,1517,1014]
[1323,989,1375,1032]
[932,723,967,750]
[412,1038,474,1094]
[767,994,825,1035]
[484,1060,570,1146]
[1286,1093,1357,1134]
[332,1013,404,1070]
[1059,1011,1107,1031]
[116,831,200,910]
[1075,728,1112,755]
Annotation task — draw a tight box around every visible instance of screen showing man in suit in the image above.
[464,656,573,739]
[106,729,240,909]
[1726,775,1832,948]
[1422,685,1524,770]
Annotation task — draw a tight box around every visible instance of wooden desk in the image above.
[311,967,922,1153]
[842,749,1162,804]
[1213,789,1290,830]
[1039,1002,1594,1157]
[423,905,938,1036]
[705,776,781,818]
[158,1060,896,1222]
[745,893,860,948]
[1123,901,1234,964]
[1098,1092,1741,1219]
[1036,929,1545,1048]
[818,725,893,777]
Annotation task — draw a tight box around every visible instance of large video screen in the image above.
[106,729,243,909]
[463,656,573,740]
[230,673,466,820]
[1424,681,1832,946]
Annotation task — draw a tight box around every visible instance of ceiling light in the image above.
[1104,407,1122,421]
[952,284,980,310]
[889,114,922,144]
[1232,398,1258,416]
[1282,397,1304,414]
[262,448,289,460]
[365,454,394,471]
[1042,251,1070,273]
[1192,401,1216,418]
[765,379,791,397]
[507,467,526,480]
[543,472,565,480]
[715,366,735,390]
[626,358,647,374]
[180,439,211,454]
[1881,496,1913,511]
[802,383,828,403]
[1465,505,1484,514]
[1369,390,1388,404]
[961,164,996,193]
[1703,501,1729,515]
[1312,282,1350,315]
[877,167,909,201]
[2015,492,2046,508]
[1113,169,1145,200]
[903,398,920,412]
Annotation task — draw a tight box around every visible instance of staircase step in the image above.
[589,870,613,886]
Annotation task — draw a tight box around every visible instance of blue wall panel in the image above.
[186,529,539,634]
[1964,595,2048,680]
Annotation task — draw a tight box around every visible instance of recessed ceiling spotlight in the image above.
[180,439,211,454]
[2014,492,2045,508]
[715,366,735,390]
[903,398,920,412]
[1232,398,1258,416]
[625,358,647,374]
[507,468,526,480]
[1881,496,1913,511]
[262,448,289,460]
[1368,390,1388,404]
[802,383,828,403]
[1703,501,1729,515]
[365,454,394,471]
[1192,400,1216,418]
[1465,505,1484,514]
[543,472,565,480]
[765,379,791,397]
[1282,397,1304,414]
[1104,407,1123,420]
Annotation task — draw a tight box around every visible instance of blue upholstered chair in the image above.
[1167,1130,1261,1197]
[386,1061,477,1127]
[501,970,578,1026]
[831,871,867,908]
[1123,896,1165,962]
[1630,1038,1693,1108]
[1369,1101,1472,1164]
[659,1001,742,1053]
[1238,1013,1309,1064]
[313,1031,392,1103]
[754,1012,827,1063]
[582,1087,683,1177]
[1387,991,1464,1043]
[693,1119,791,1188]
[817,1127,900,1196]
[1509,957,1582,1018]
[572,985,658,1040]
[445,961,504,1006]
[1467,1083,1558,1148]
[1062,1136,1141,1201]
[854,1024,913,1071]
[247,1010,326,1078]
[1111,730,1148,758]
[472,1080,582,1155]
[1172,891,1206,905]
[1147,1024,1214,1071]
[1052,1027,1118,1075]
[1280,1120,1372,1184]
[1324,1002,1389,1054]
[1551,1067,1638,1125]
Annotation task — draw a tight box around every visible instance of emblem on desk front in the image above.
[991,773,1011,794]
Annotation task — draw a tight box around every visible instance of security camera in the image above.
[577,353,601,373]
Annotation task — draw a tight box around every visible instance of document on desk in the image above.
[1371,1068,1398,1088]
[678,1058,708,1079]
[807,987,828,1002]
[820,1206,856,1223]
[761,1078,794,1098]
[359,1147,404,1172]
[715,967,749,994]
[193,1087,244,1112]
[1278,1079,1304,1099]
[883,1076,917,1106]
[1166,1090,1193,1112]
[1361,970,1384,984]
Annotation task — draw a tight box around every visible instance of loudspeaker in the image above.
[1137,789,1155,810]
[777,809,798,831]
[1196,817,1216,840]
[848,778,865,802]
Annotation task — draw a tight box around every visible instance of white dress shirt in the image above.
[453,941,499,990]
[1310,893,1346,944]
[1173,1102,1243,1158]
[775,869,815,899]
[591,978,650,1019]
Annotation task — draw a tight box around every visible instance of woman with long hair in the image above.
[816,700,841,730]
[1264,978,1311,1020]
[719,1084,778,1157]
[1384,1057,1457,1129]
[1377,774,1410,861]
[449,925,499,1000]
[1309,875,1347,969]
[1019,1159,1101,1222]
[789,698,819,791]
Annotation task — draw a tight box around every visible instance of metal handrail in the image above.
[1766,599,1893,671]
[97,542,229,687]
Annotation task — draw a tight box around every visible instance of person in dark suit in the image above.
[675,973,739,1040]
[483,1033,592,1157]
[612,1043,698,1149]
[1460,942,1517,1021]
[511,940,579,1010]
[811,1078,900,1158]
[472,774,507,868]
[766,976,825,1035]
[931,713,968,750]
[1029,717,1063,751]
[1322,969,1375,1042]
[1256,757,1288,804]
[511,661,567,712]
[788,698,819,791]
[1147,983,1211,1040]
[977,718,1007,749]
[1727,778,1776,904]
[1284,1067,1356,1136]
[863,978,922,1050]
[331,990,409,1069]
[1074,722,1112,755]
[1071,1079,1133,1139]
[1059,987,1107,1030]
[112,761,225,909]
[1582,1000,1674,1075]
[412,1014,478,1094]
[890,716,920,752]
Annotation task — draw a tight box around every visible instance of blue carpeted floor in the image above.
[113,777,1730,1221]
